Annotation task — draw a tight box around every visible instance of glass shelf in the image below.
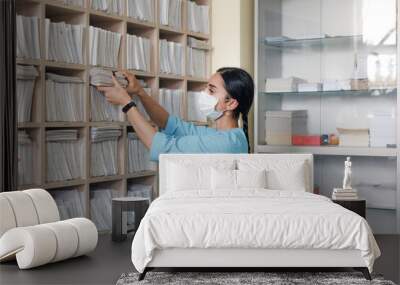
[261,88,397,97]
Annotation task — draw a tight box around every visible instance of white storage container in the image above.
[265,110,307,145]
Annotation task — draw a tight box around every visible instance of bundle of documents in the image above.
[337,128,370,147]
[90,67,128,87]
[126,34,151,72]
[127,0,154,22]
[16,65,38,123]
[58,0,84,7]
[46,129,83,182]
[89,26,122,67]
[126,183,153,225]
[127,132,152,173]
[18,130,33,186]
[91,0,123,15]
[187,47,207,78]
[159,0,182,29]
[159,88,183,117]
[370,112,396,147]
[51,188,86,220]
[16,15,40,59]
[265,77,307,92]
[187,1,209,34]
[46,73,85,122]
[187,37,210,50]
[332,188,359,200]
[159,39,183,75]
[91,127,122,177]
[90,186,113,231]
[45,19,85,64]
[90,68,127,121]
[187,91,207,122]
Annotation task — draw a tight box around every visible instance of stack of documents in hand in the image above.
[51,188,86,220]
[332,188,359,200]
[127,34,151,72]
[159,0,182,29]
[58,0,84,7]
[187,91,207,122]
[45,19,85,64]
[127,0,154,22]
[187,1,209,34]
[17,15,40,59]
[90,185,113,231]
[46,73,85,122]
[187,47,207,78]
[127,132,152,173]
[90,68,127,121]
[46,129,83,182]
[18,130,34,186]
[91,0,123,15]
[16,65,38,123]
[89,26,122,67]
[91,127,122,177]
[159,88,183,117]
[159,39,183,75]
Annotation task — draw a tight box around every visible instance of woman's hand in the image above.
[97,75,131,106]
[121,70,145,96]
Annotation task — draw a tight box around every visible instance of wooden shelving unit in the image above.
[16,0,212,223]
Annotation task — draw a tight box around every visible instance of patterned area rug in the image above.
[116,271,396,285]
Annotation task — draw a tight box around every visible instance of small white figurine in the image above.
[342,157,352,190]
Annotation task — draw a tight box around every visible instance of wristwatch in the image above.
[122,100,137,113]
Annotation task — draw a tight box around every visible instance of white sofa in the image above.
[0,189,98,269]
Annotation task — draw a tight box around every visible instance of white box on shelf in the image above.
[297,82,322,92]
[337,128,370,147]
[265,110,307,145]
[265,77,306,93]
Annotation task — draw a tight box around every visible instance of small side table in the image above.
[112,197,149,242]
[332,199,366,218]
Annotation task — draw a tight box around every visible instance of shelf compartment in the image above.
[256,144,397,157]
[17,128,41,187]
[47,184,87,219]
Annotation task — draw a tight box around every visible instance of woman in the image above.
[97,67,254,161]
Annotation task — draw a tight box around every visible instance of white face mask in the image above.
[197,91,224,121]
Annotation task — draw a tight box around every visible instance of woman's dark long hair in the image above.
[217,67,254,153]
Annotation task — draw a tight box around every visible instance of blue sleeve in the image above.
[161,115,215,137]
[150,132,233,161]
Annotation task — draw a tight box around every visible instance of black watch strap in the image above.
[122,100,137,113]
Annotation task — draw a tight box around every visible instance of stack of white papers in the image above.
[16,65,38,123]
[187,91,207,122]
[187,47,207,78]
[45,19,84,64]
[159,0,182,29]
[126,34,151,72]
[91,127,122,177]
[332,188,359,200]
[90,185,113,231]
[159,88,183,117]
[17,130,33,186]
[91,0,123,15]
[187,1,209,34]
[16,15,40,59]
[127,132,152,173]
[46,129,83,182]
[51,188,86,220]
[265,77,307,92]
[159,39,183,75]
[127,0,154,22]
[90,68,127,121]
[46,73,84,122]
[58,0,85,7]
[126,183,153,225]
[89,26,122,67]
[187,37,209,50]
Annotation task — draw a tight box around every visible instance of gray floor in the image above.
[1,234,399,285]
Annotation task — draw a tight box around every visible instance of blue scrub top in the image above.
[149,115,248,161]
